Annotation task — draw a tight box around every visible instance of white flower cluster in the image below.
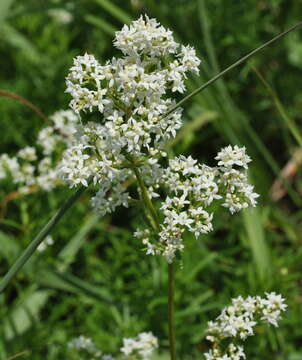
[120,332,158,360]
[60,16,259,262]
[0,110,77,194]
[60,15,201,222]
[1,17,259,264]
[136,146,259,262]
[68,335,113,359]
[37,235,54,252]
[204,293,287,360]
[68,332,158,360]
[215,145,259,214]
[48,8,73,24]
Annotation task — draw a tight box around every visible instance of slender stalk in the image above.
[131,163,177,359]
[131,163,161,230]
[168,262,177,360]
[163,21,302,119]
[0,89,48,122]
[0,186,86,293]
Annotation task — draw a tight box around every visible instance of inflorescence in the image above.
[0,16,259,263]
[204,292,287,360]
[68,331,158,360]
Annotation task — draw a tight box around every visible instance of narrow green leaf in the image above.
[85,14,117,36]
[0,0,14,24]
[3,290,51,340]
[0,186,86,293]
[58,213,101,271]
[48,270,113,303]
[163,21,302,119]
[184,252,217,282]
[0,23,41,64]
[94,0,131,24]
[251,65,302,147]
[242,208,271,283]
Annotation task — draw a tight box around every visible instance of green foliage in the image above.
[1,0,302,359]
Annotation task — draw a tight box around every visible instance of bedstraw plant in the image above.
[1,14,298,359]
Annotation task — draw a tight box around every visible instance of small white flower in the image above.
[215,145,251,169]
[204,293,287,360]
[120,332,158,360]
[37,235,54,252]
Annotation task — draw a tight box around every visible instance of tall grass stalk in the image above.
[0,186,86,293]
[164,21,302,119]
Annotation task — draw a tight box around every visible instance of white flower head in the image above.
[215,145,251,169]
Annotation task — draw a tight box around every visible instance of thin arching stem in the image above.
[0,89,48,122]
[0,186,86,293]
[163,21,302,119]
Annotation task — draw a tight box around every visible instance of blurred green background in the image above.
[1,0,302,359]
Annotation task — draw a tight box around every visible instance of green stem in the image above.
[162,21,302,119]
[0,186,86,293]
[131,162,177,359]
[168,262,177,360]
[131,164,161,230]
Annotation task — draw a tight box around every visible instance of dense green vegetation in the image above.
[0,0,302,359]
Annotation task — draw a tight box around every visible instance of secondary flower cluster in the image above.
[135,146,258,262]
[68,332,158,360]
[0,110,77,194]
[204,293,287,360]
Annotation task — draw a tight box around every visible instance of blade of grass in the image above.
[0,23,42,64]
[0,90,47,122]
[94,0,131,24]
[58,213,101,271]
[163,21,302,119]
[0,186,86,293]
[48,270,113,303]
[0,0,15,24]
[168,110,217,151]
[85,14,117,36]
[251,65,302,147]
[3,290,51,340]
[242,208,271,284]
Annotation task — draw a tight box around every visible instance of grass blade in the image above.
[251,65,302,147]
[0,89,47,122]
[0,0,14,24]
[85,14,117,36]
[58,213,101,271]
[163,21,302,119]
[94,0,131,24]
[0,186,86,293]
[242,208,271,284]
